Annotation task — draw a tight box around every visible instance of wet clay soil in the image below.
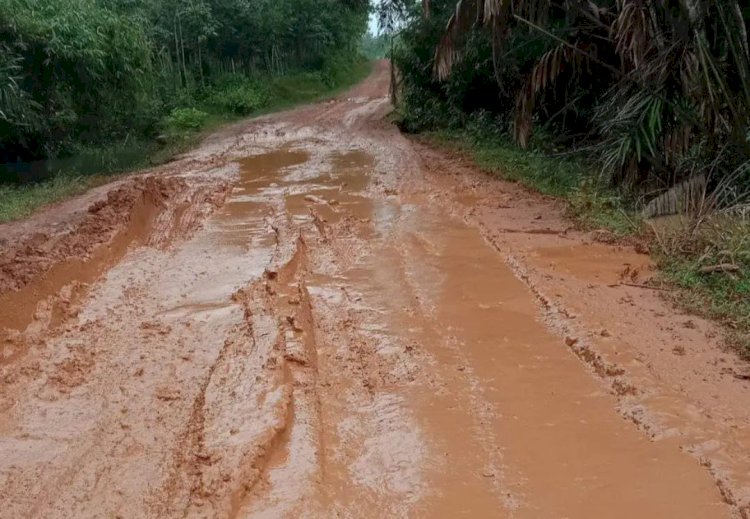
[1,61,749,517]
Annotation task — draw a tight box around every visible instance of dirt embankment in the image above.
[1,61,749,518]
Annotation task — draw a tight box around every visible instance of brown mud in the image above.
[1,61,749,518]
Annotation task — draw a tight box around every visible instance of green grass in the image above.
[661,257,750,352]
[0,174,90,222]
[0,60,374,224]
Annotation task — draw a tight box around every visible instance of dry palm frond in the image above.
[642,173,707,218]
[662,124,692,167]
[483,0,503,22]
[679,50,700,98]
[709,162,750,215]
[611,0,651,69]
[513,41,590,147]
[435,0,554,80]
[434,0,482,80]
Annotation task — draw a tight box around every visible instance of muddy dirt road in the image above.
[2,61,750,518]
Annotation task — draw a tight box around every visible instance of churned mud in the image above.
[1,61,749,518]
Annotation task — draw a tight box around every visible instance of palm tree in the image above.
[432,0,750,194]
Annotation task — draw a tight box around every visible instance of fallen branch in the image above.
[607,282,669,290]
[699,264,741,274]
[497,227,567,235]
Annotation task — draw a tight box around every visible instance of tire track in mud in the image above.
[239,238,324,518]
[158,292,291,518]
[156,194,316,517]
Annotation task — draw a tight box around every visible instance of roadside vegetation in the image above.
[0,0,370,221]
[377,0,750,355]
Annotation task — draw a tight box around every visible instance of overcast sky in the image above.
[368,11,379,35]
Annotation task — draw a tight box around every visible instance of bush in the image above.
[164,108,209,132]
[207,79,270,115]
[0,0,154,160]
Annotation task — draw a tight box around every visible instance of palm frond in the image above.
[612,0,651,69]
[434,0,482,80]
[513,40,590,147]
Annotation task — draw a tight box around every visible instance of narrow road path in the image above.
[1,61,749,518]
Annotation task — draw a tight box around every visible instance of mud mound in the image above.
[0,176,189,334]
[0,176,184,296]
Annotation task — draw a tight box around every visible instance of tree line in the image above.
[0,0,369,164]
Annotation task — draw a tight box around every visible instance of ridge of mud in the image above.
[156,221,322,518]
[0,177,179,294]
[167,285,292,518]
[237,235,325,517]
[0,175,232,339]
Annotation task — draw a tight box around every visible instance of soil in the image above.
[1,60,749,518]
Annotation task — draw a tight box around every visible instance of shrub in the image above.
[208,79,269,115]
[164,108,209,132]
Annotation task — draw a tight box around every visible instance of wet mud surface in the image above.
[1,61,749,517]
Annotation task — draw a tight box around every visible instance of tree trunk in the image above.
[173,14,183,88]
[390,36,397,106]
[178,13,189,91]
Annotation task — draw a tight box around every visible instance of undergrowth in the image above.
[654,219,750,357]
[662,258,750,358]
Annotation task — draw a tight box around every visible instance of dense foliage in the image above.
[386,0,750,205]
[0,0,368,165]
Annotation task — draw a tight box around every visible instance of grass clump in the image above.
[207,80,270,115]
[425,129,584,196]
[164,108,210,132]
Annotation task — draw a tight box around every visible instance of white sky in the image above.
[368,11,379,35]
